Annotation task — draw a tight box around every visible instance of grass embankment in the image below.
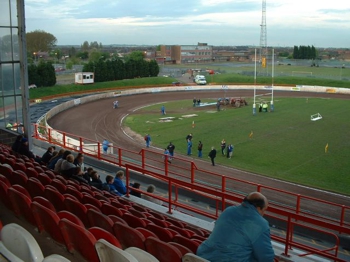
[124,98,350,195]
[30,68,350,100]
[29,77,176,99]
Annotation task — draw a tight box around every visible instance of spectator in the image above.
[74,152,85,171]
[220,139,226,156]
[11,134,23,153]
[186,133,193,141]
[163,148,172,164]
[113,170,127,195]
[102,139,109,154]
[90,170,103,190]
[197,192,275,262]
[198,141,203,158]
[167,142,175,158]
[48,149,65,170]
[61,154,79,177]
[103,175,122,196]
[142,184,163,205]
[130,182,141,198]
[41,146,54,165]
[83,167,94,183]
[145,134,151,148]
[54,150,72,174]
[208,146,217,166]
[71,167,88,184]
[187,139,192,156]
[18,137,35,159]
[227,144,234,159]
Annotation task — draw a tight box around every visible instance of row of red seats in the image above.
[0,144,210,261]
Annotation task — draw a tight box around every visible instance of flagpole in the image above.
[253,49,257,116]
[270,48,274,112]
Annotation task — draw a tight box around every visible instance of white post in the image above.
[270,48,275,112]
[253,49,257,115]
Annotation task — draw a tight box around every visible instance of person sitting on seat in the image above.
[130,182,142,198]
[142,185,163,205]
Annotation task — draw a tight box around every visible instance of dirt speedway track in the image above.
[48,89,350,220]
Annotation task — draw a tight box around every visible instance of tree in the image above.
[26,30,57,53]
[28,61,56,87]
[127,51,146,61]
[81,41,89,51]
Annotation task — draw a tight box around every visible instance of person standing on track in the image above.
[208,146,217,166]
[198,141,203,158]
[167,142,175,158]
[145,134,151,148]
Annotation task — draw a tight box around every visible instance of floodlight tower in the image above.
[259,0,268,75]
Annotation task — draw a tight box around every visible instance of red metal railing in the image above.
[33,124,350,261]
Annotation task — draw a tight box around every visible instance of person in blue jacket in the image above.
[197,192,275,262]
[102,139,109,154]
[113,170,127,195]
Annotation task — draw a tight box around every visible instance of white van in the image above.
[194,75,207,85]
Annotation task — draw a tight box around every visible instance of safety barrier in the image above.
[33,123,350,261]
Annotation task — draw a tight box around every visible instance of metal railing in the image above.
[33,123,350,261]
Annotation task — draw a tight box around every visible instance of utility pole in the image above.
[259,0,268,76]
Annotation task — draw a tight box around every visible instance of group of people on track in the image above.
[144,133,234,167]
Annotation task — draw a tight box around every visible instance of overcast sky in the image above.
[25,0,350,48]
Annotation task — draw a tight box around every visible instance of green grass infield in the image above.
[124,97,350,195]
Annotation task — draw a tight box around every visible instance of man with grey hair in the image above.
[197,192,275,261]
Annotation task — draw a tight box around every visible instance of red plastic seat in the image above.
[0,174,11,187]
[113,222,146,250]
[31,201,64,244]
[146,224,174,242]
[111,200,130,210]
[55,175,67,184]
[0,164,13,182]
[145,237,182,262]
[87,208,114,233]
[166,217,186,228]
[191,234,207,243]
[37,173,52,186]
[57,210,85,227]
[88,227,122,248]
[81,185,94,195]
[4,157,16,167]
[64,197,89,227]
[116,197,133,207]
[32,196,56,212]
[51,179,67,194]
[59,218,99,262]
[101,203,123,217]
[136,227,159,240]
[67,180,81,190]
[44,170,56,179]
[172,235,200,253]
[0,180,11,209]
[169,225,193,238]
[148,210,166,220]
[8,187,36,225]
[26,177,45,198]
[148,216,171,227]
[44,186,66,212]
[123,213,148,228]
[108,215,127,225]
[128,208,147,219]
[11,170,28,187]
[34,166,45,174]
[66,185,83,200]
[82,194,102,208]
[132,204,149,213]
[185,225,206,237]
[85,204,101,212]
[11,184,31,199]
[169,242,193,255]
[94,194,111,203]
[13,162,26,172]
[26,167,39,178]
